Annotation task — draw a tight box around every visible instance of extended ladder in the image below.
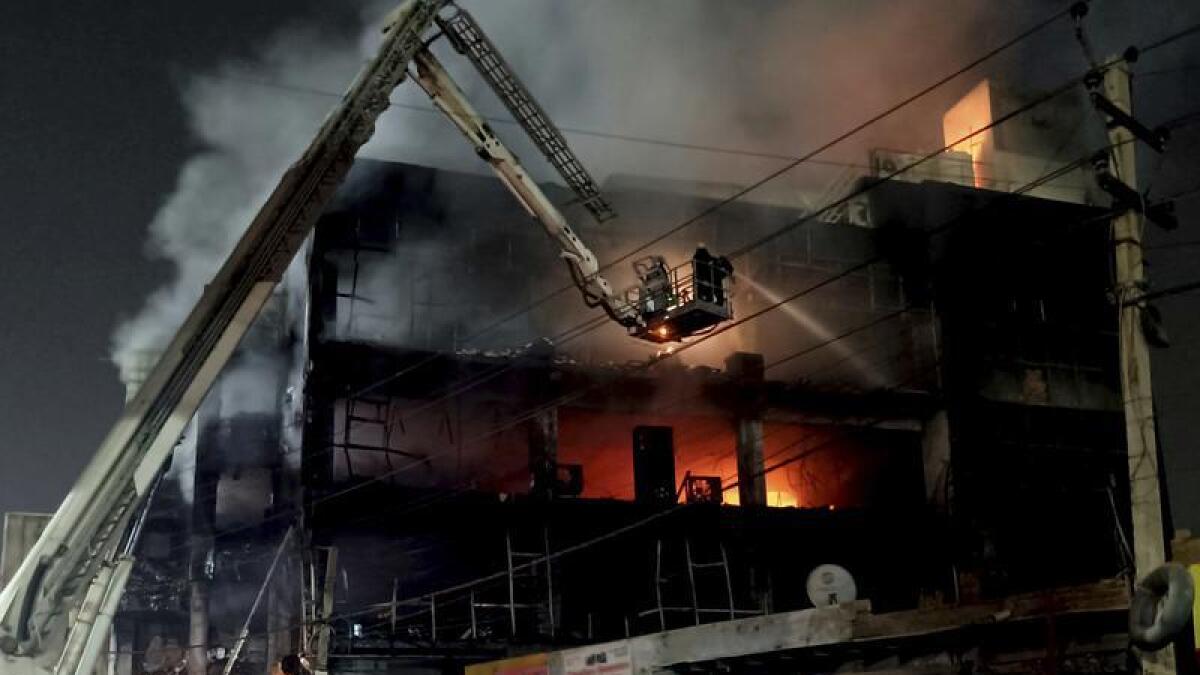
[437,6,617,223]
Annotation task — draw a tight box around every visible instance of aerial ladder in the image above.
[0,3,732,674]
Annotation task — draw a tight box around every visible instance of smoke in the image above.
[112,0,1069,383]
[109,30,341,382]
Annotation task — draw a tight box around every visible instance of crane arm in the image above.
[0,3,444,673]
[410,48,640,327]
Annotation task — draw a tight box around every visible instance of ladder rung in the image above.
[439,7,615,223]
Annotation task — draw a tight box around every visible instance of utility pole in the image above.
[1103,58,1175,674]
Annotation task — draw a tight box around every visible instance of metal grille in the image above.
[438,6,617,222]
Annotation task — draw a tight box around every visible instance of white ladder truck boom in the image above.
[0,3,735,674]
[0,3,444,674]
[420,3,735,343]
[409,48,642,328]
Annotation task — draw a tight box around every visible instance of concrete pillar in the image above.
[266,537,298,674]
[528,408,559,499]
[189,401,221,675]
[312,548,338,675]
[524,351,560,499]
[726,353,767,507]
[186,582,209,675]
[735,420,766,507]
[921,409,952,514]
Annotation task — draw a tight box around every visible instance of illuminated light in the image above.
[656,326,670,337]
[828,504,836,511]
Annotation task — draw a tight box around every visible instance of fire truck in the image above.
[0,3,734,674]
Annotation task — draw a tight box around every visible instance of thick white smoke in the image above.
[109,24,365,383]
[111,0,1048,382]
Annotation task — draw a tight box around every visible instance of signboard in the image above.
[464,652,548,675]
[561,640,632,675]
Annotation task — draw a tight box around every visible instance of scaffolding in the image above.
[638,537,764,632]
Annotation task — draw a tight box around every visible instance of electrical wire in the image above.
[136,117,1200,535]
[138,6,1112,507]
[130,114,1150,597]
[143,86,1200,550]
[118,143,1169,648]
[343,94,1200,456]
[338,46,1103,441]
[118,16,1200,605]
[347,2,1080,398]
[41,8,1200,661]
[319,128,1189,602]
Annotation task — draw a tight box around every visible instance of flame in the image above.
[943,79,993,189]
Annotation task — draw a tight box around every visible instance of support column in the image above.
[921,410,952,514]
[528,408,559,500]
[726,353,767,507]
[312,547,338,675]
[266,539,298,675]
[735,420,766,507]
[189,402,222,675]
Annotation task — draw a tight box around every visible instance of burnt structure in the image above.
[870,181,1128,596]
[112,156,1132,675]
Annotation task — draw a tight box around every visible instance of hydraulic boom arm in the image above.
[410,49,640,327]
[0,2,444,673]
[0,3,734,673]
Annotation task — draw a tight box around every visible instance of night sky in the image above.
[1,2,1198,531]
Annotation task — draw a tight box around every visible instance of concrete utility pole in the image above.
[1104,59,1175,674]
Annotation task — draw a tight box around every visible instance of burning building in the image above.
[80,76,1146,675]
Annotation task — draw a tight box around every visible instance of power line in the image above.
[127,126,1179,638]
[348,3,1078,398]
[135,299,924,580]
[113,34,1200,658]
[194,72,871,170]
[1128,279,1200,304]
[1139,64,1200,77]
[137,304,921,575]
[46,7,1200,658]
[1140,22,1200,55]
[358,15,1200,426]
[143,124,1200,530]
[131,12,1200,594]
[159,121,1136,570]
[151,91,1200,529]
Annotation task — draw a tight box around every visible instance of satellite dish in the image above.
[806,563,858,607]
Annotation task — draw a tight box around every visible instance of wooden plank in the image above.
[471,581,1128,675]
[853,580,1128,641]
[632,601,868,673]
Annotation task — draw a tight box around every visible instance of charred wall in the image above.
[871,180,1128,596]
